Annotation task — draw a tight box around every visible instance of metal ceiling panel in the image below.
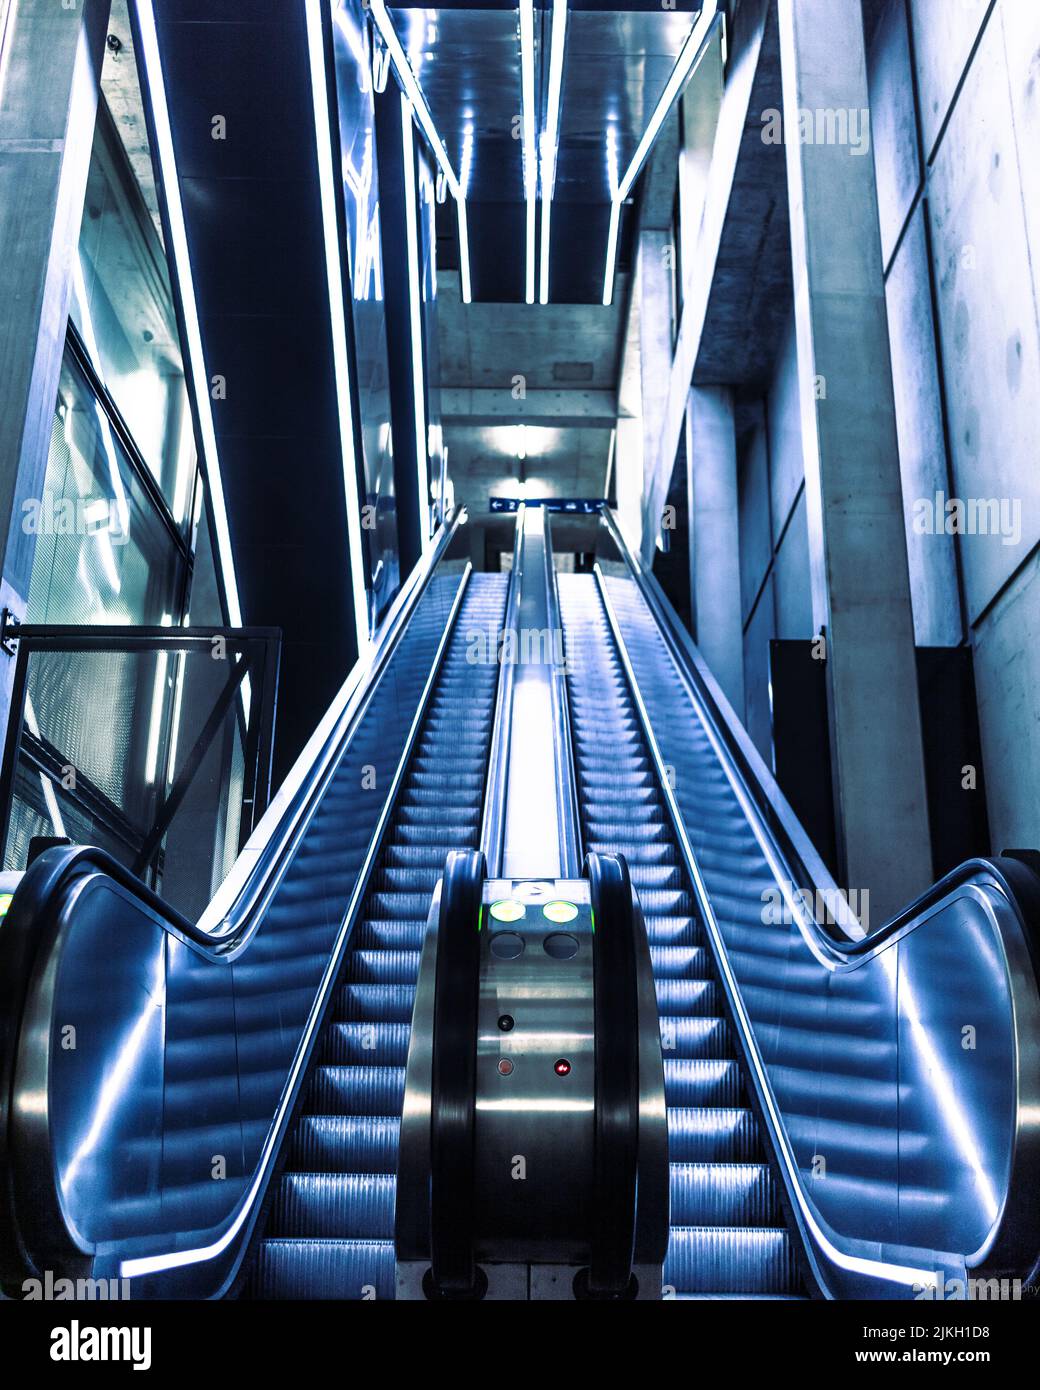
[381,3,706,303]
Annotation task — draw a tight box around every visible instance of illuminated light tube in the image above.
[602,0,719,307]
[370,0,473,303]
[306,0,370,652]
[0,0,20,110]
[135,0,243,628]
[539,0,567,305]
[401,95,432,550]
[519,0,537,304]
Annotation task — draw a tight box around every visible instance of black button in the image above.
[490,932,525,960]
[498,1015,515,1032]
[543,932,579,960]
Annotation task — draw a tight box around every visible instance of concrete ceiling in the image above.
[436,269,626,523]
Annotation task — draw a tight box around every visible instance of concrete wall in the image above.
[737,310,814,764]
[867,0,1040,851]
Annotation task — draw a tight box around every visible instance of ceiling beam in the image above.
[441,387,619,427]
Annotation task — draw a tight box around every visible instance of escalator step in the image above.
[271,1173,395,1239]
[307,1065,405,1116]
[252,1239,394,1300]
[253,572,508,1301]
[665,1227,800,1296]
[290,1112,401,1173]
[322,1022,411,1066]
[561,573,801,1299]
[669,1163,778,1226]
[664,1059,743,1107]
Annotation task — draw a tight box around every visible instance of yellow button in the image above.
[490,899,526,923]
[542,900,578,924]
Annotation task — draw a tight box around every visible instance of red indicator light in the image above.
[498,1059,514,1076]
[554,1059,571,1077]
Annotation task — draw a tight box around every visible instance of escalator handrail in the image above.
[601,506,1036,966]
[0,524,472,1292]
[585,851,640,1297]
[545,512,583,878]
[3,512,465,973]
[428,848,486,1297]
[479,508,522,876]
[195,507,467,945]
[594,546,1040,1294]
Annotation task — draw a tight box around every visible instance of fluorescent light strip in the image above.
[538,0,567,305]
[519,0,537,304]
[370,0,472,303]
[401,95,432,551]
[306,0,370,652]
[135,0,242,628]
[602,0,719,307]
[601,200,622,308]
[0,0,20,111]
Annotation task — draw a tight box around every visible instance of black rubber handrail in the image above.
[584,851,640,1298]
[598,505,1040,969]
[428,848,486,1298]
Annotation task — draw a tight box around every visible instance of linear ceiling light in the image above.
[538,0,567,304]
[401,94,432,550]
[602,0,719,306]
[306,0,370,651]
[370,0,473,303]
[135,0,243,629]
[519,0,537,304]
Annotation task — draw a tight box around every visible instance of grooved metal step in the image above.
[559,573,803,1300]
[249,573,508,1299]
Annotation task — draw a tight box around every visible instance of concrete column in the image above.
[778,0,932,920]
[687,386,744,716]
[0,0,110,611]
[613,251,645,558]
[637,229,676,566]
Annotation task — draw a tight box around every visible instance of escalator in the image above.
[251,573,507,1298]
[1,505,1038,1302]
[559,575,800,1298]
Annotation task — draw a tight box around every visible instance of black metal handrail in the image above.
[428,848,486,1298]
[584,851,640,1299]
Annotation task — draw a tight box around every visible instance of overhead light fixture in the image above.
[370,0,473,303]
[602,0,719,306]
[539,0,568,305]
[401,95,432,551]
[135,0,243,629]
[519,0,537,304]
[306,0,370,650]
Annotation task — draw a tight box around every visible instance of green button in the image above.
[490,899,526,923]
[542,900,578,924]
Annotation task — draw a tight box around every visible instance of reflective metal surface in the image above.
[500,505,580,879]
[396,872,666,1299]
[384,4,706,301]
